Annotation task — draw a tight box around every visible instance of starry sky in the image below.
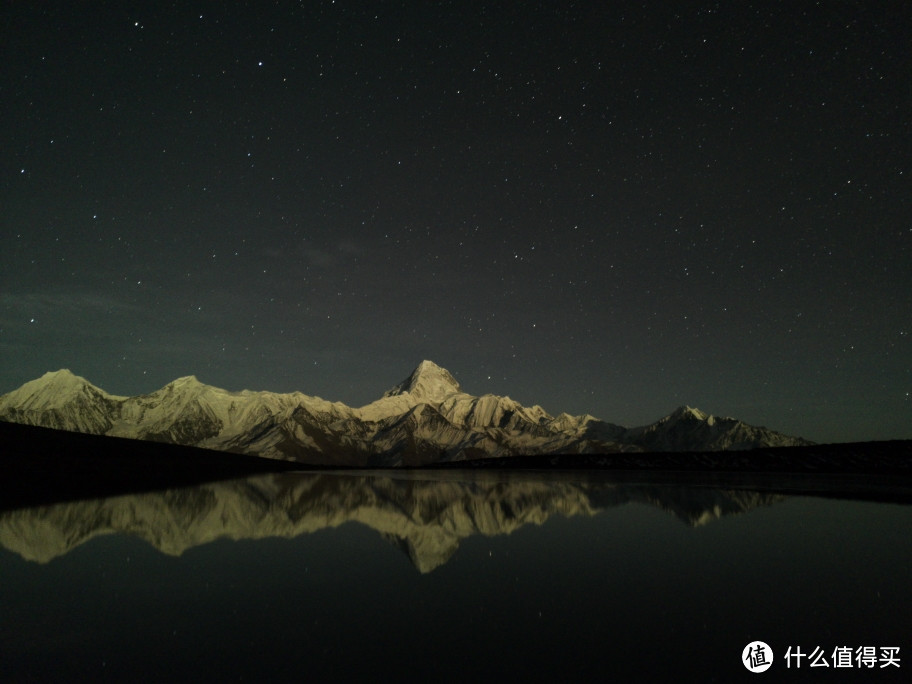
[2,1,910,443]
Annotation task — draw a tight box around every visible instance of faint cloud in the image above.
[302,247,336,268]
[295,239,364,269]
[336,239,363,256]
[0,291,139,318]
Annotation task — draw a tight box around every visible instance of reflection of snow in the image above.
[0,470,786,571]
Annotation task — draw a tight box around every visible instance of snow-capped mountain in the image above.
[622,405,809,451]
[0,361,812,465]
[0,369,125,434]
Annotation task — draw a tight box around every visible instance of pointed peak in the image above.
[1,368,109,409]
[145,376,208,396]
[165,375,206,389]
[36,368,93,390]
[670,405,709,421]
[43,368,77,378]
[384,360,461,402]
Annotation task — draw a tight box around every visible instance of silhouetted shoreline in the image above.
[0,420,300,511]
[1,420,909,511]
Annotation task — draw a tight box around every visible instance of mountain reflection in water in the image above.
[1,471,793,572]
[3,469,911,682]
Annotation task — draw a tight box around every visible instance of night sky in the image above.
[2,2,910,443]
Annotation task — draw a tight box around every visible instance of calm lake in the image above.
[1,469,910,682]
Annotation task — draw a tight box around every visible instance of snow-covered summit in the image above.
[0,369,117,412]
[30,369,92,393]
[383,360,462,402]
[669,405,711,422]
[155,375,218,393]
[168,375,202,386]
[0,369,124,433]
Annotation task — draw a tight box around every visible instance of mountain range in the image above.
[0,360,812,466]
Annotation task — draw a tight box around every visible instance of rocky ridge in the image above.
[0,361,812,466]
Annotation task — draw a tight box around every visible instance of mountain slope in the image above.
[622,405,807,452]
[0,361,813,465]
[0,370,124,434]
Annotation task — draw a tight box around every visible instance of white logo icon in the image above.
[743,641,774,673]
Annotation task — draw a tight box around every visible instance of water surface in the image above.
[1,470,909,682]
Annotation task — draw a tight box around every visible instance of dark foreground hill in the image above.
[0,420,299,511]
[2,420,910,511]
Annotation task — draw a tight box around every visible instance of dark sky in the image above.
[2,1,910,443]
